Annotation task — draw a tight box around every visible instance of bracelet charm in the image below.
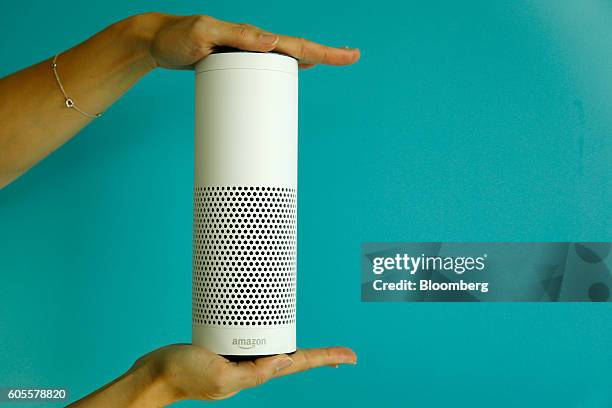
[51,53,102,119]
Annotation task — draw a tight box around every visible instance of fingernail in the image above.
[273,357,293,372]
[340,45,356,50]
[259,33,279,45]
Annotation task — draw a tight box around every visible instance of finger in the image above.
[275,347,357,377]
[274,36,360,66]
[210,20,279,52]
[299,63,317,70]
[225,354,294,389]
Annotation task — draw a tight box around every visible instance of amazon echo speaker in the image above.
[192,51,297,357]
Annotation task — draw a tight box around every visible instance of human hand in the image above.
[135,344,357,403]
[134,12,360,70]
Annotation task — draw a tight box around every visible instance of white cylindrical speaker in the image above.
[192,51,298,357]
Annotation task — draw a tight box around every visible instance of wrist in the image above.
[128,357,180,407]
[116,12,172,73]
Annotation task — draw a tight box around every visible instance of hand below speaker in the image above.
[131,344,358,403]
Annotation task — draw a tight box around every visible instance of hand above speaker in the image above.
[0,12,359,188]
[145,12,361,70]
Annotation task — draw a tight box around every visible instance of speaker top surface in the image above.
[195,51,298,75]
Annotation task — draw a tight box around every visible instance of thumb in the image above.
[211,21,279,52]
[268,355,295,374]
[230,354,294,389]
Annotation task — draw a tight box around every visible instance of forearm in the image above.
[0,13,164,188]
[67,359,177,408]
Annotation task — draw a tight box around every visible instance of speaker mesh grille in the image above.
[193,186,296,327]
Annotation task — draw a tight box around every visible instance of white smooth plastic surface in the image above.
[195,52,297,74]
[193,52,298,356]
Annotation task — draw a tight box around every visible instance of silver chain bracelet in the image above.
[51,53,102,119]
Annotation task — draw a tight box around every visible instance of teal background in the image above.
[1,0,611,407]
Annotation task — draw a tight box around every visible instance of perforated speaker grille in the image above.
[193,186,297,327]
